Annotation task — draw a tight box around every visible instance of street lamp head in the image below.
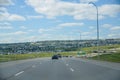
[89,2,97,8]
[89,2,93,4]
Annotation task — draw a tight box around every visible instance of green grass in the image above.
[91,52,120,63]
[0,44,120,62]
[79,44,120,53]
[60,51,77,56]
[0,52,54,62]
[0,51,77,62]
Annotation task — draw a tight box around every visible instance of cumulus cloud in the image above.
[80,0,98,3]
[59,22,84,27]
[101,24,120,31]
[108,34,120,38]
[0,22,10,25]
[99,5,120,17]
[82,32,91,35]
[0,31,27,37]
[89,26,95,29]
[0,0,14,6]
[25,0,120,20]
[0,26,13,29]
[27,15,44,19]
[38,28,54,33]
[0,22,13,29]
[0,7,26,21]
[102,24,112,28]
[110,26,120,31]
[8,14,26,21]
[13,31,27,35]
[20,26,27,29]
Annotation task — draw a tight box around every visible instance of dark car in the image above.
[57,54,62,58]
[52,55,59,60]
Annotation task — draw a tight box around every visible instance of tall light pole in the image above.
[79,32,82,51]
[89,2,99,58]
[77,32,81,50]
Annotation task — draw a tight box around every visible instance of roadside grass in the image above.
[81,44,120,63]
[91,51,120,63]
[0,51,77,62]
[0,44,119,62]
[80,44,120,53]
[0,52,54,62]
[60,51,77,56]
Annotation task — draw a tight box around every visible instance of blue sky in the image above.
[0,0,120,43]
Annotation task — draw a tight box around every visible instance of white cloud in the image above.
[20,26,27,29]
[38,29,46,33]
[28,29,35,32]
[80,0,98,3]
[0,7,7,12]
[102,24,112,28]
[38,28,53,33]
[20,5,26,8]
[25,0,120,20]
[99,5,120,17]
[0,26,13,29]
[108,33,120,38]
[82,32,91,35]
[0,0,14,6]
[13,31,27,35]
[89,26,95,29]
[0,31,27,37]
[27,15,44,19]
[0,7,26,21]
[0,22,11,25]
[59,22,84,27]
[110,26,120,31]
[0,22,13,29]
[8,14,26,21]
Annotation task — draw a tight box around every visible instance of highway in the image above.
[0,57,120,80]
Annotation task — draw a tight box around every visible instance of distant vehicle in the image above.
[57,54,62,58]
[69,55,73,57]
[65,56,68,57]
[52,55,59,60]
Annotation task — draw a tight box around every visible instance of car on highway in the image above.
[52,55,59,60]
[57,54,62,58]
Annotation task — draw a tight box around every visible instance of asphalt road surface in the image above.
[0,57,120,80]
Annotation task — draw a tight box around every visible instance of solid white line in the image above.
[15,71,24,76]
[70,68,74,72]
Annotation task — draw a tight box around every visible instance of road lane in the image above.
[0,58,50,79]
[63,58,120,80]
[8,59,74,80]
[0,58,120,80]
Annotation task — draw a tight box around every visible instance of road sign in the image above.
[77,51,86,55]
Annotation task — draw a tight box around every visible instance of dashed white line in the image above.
[32,65,36,68]
[66,64,69,66]
[15,71,24,76]
[70,68,74,72]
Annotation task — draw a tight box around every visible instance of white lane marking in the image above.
[15,71,24,76]
[66,64,69,66]
[32,65,36,68]
[70,68,74,72]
